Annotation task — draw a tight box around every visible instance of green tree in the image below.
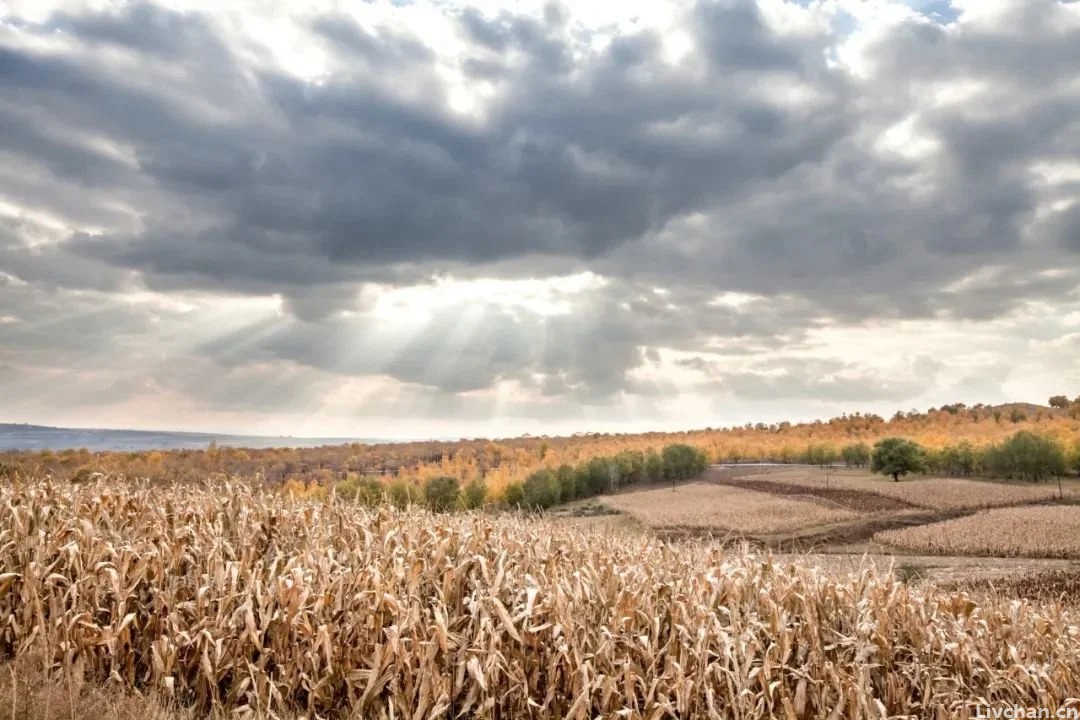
[584,457,614,495]
[871,438,926,482]
[1049,395,1070,409]
[936,442,976,476]
[555,464,577,502]
[522,468,560,509]
[981,431,1067,482]
[423,475,460,512]
[462,479,487,509]
[661,444,708,485]
[841,443,871,468]
[644,450,663,483]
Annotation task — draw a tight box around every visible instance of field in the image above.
[601,481,859,533]
[1,478,1079,718]
[590,465,1080,585]
[730,467,1076,511]
[876,505,1080,559]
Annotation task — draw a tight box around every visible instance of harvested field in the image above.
[3,479,1080,718]
[602,481,858,533]
[709,475,916,513]
[749,467,1073,511]
[876,505,1080,558]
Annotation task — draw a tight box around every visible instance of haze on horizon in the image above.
[1,0,1078,440]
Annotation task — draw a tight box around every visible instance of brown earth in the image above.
[706,474,916,513]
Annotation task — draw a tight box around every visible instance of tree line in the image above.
[863,431,1079,482]
[4,394,1079,494]
[330,443,709,511]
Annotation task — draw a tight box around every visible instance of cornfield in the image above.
[876,505,1080,559]
[1,479,1078,718]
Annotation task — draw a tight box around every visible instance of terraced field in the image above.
[876,505,1080,559]
[594,466,1080,567]
[601,481,859,534]
[742,466,1075,510]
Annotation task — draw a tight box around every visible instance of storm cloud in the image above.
[1,0,1079,436]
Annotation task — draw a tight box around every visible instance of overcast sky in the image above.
[0,0,1078,439]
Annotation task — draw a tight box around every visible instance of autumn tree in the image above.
[871,438,925,482]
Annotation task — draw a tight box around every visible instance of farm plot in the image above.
[875,505,1080,558]
[709,476,915,513]
[602,481,858,534]
[745,468,1071,511]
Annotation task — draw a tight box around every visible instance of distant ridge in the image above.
[0,423,386,453]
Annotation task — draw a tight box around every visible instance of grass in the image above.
[875,505,1080,558]
[2,478,1080,718]
[601,481,859,533]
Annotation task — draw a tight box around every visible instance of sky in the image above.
[0,0,1078,440]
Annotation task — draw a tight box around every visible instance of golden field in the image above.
[752,467,1074,511]
[0,479,1078,718]
[601,481,859,534]
[876,505,1080,559]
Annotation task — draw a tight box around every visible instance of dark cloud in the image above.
[1,0,850,301]
[694,1,802,71]
[1,0,1079,420]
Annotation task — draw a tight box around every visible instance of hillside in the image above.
[2,395,1078,493]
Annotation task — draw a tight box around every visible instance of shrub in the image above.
[423,476,460,512]
[502,482,525,507]
[334,476,385,506]
[522,469,560,509]
[387,479,419,509]
[462,479,487,509]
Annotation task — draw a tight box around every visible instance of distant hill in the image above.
[0,423,384,452]
[987,402,1057,415]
